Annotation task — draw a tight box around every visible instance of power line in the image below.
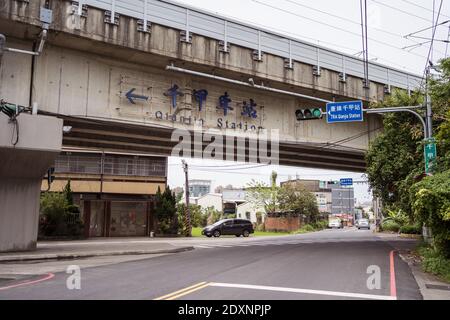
[250,0,431,60]
[197,1,423,74]
[420,0,444,88]
[399,0,450,19]
[369,0,438,23]
[282,0,430,48]
[446,25,450,57]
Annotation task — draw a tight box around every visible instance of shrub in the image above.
[410,170,450,257]
[400,224,422,235]
[381,221,401,233]
[255,224,265,232]
[296,224,316,234]
[419,246,450,282]
[312,220,328,230]
[39,192,83,238]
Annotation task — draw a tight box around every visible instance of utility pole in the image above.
[426,66,434,140]
[182,160,192,237]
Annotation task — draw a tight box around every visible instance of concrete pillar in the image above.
[0,113,62,252]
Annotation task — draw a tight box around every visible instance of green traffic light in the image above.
[312,108,322,118]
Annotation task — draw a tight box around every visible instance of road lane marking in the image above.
[390,250,397,298]
[154,282,208,300]
[209,282,397,300]
[0,273,55,291]
[165,283,211,300]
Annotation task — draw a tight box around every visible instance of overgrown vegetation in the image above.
[366,57,450,276]
[154,186,179,235]
[246,171,320,223]
[39,180,84,238]
[418,245,450,283]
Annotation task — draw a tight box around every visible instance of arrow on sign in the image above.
[125,88,149,104]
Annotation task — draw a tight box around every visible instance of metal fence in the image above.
[77,0,422,90]
[55,153,167,177]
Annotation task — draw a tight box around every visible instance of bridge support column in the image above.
[0,113,62,252]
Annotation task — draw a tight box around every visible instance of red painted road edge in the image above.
[390,250,397,298]
[0,273,55,291]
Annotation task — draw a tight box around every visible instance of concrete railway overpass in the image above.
[0,0,423,251]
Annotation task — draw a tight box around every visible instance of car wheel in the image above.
[213,230,221,238]
[243,230,250,237]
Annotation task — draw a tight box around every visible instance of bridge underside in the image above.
[55,114,367,172]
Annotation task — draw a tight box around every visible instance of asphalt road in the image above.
[0,229,422,300]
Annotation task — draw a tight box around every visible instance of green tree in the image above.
[278,183,320,222]
[39,181,83,238]
[365,89,424,217]
[154,186,178,234]
[246,171,279,213]
[410,170,450,257]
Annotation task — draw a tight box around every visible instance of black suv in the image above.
[202,219,254,238]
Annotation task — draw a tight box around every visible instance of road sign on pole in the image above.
[326,101,364,123]
[424,138,437,174]
[340,178,353,187]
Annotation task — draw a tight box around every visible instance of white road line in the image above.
[209,282,396,300]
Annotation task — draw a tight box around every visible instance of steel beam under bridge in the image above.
[54,114,367,172]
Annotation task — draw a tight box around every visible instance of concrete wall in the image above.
[196,194,223,212]
[237,202,265,224]
[0,114,63,252]
[265,216,302,232]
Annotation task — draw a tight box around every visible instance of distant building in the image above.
[237,202,265,224]
[280,179,355,216]
[42,151,167,238]
[188,180,211,198]
[195,193,223,212]
[222,188,247,215]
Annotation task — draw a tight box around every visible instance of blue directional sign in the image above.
[340,178,353,186]
[326,101,364,123]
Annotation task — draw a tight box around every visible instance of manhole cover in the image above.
[425,284,450,291]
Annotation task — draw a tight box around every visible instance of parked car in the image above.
[357,218,371,230]
[202,219,254,238]
[328,219,343,229]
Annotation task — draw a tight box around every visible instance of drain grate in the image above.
[425,284,450,291]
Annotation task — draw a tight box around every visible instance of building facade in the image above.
[188,180,212,198]
[42,151,167,238]
[280,179,355,215]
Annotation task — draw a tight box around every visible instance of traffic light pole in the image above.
[361,105,428,139]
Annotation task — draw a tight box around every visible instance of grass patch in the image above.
[418,245,450,283]
[191,227,203,237]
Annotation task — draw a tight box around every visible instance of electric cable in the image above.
[250,0,434,60]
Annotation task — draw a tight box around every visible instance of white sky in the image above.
[167,0,450,204]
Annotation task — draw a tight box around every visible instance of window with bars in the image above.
[55,153,166,177]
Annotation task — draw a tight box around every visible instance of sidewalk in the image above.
[0,238,194,263]
[399,251,450,300]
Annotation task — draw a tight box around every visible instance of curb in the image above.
[0,246,194,263]
[398,251,450,300]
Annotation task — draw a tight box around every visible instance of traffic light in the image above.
[295,108,323,121]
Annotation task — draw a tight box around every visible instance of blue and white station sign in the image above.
[326,101,364,123]
[340,178,354,187]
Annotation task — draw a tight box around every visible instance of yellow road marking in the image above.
[154,282,208,300]
[166,283,211,300]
